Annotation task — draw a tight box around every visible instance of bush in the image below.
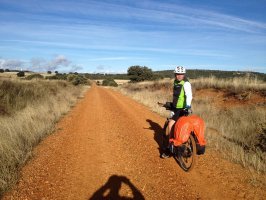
[66,74,88,85]
[67,74,76,82]
[127,65,154,82]
[17,71,25,77]
[71,75,88,86]
[45,74,89,86]
[47,71,52,74]
[45,75,57,80]
[102,78,118,87]
[0,69,4,73]
[45,73,67,80]
[5,69,10,72]
[25,74,44,80]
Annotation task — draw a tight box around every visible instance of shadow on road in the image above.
[145,119,165,155]
[89,175,145,200]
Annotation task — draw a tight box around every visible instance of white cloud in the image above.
[50,55,71,69]
[1,0,266,34]
[32,55,71,71]
[0,55,77,72]
[0,59,24,70]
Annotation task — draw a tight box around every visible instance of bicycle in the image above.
[158,102,206,172]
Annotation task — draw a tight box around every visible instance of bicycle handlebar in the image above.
[157,102,174,110]
[158,102,192,116]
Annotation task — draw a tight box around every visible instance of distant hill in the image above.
[1,68,264,81]
[83,69,265,81]
[154,69,266,81]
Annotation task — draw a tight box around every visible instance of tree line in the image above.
[1,66,265,82]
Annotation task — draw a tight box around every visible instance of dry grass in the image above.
[0,79,87,195]
[0,79,69,114]
[117,77,266,173]
[0,72,56,80]
[194,100,266,172]
[114,79,130,85]
[191,76,266,93]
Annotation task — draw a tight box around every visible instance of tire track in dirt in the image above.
[3,85,266,199]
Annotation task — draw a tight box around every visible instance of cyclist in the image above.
[161,66,193,158]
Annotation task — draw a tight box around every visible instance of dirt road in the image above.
[3,86,265,199]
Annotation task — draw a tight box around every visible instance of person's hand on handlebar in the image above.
[158,102,174,110]
[184,105,192,115]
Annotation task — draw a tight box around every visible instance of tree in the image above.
[17,71,25,77]
[127,65,154,82]
[47,71,52,74]
[55,71,58,74]
[0,69,4,73]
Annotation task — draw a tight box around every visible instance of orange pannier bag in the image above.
[169,115,206,147]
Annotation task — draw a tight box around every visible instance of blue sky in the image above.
[0,0,266,73]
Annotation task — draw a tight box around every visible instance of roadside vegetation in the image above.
[154,69,266,81]
[191,76,266,93]
[45,73,89,86]
[102,78,118,87]
[118,75,266,173]
[0,78,87,195]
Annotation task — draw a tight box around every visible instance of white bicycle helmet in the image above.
[174,66,186,74]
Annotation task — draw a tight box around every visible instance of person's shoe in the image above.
[161,152,171,159]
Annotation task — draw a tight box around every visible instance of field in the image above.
[1,73,266,199]
[117,76,266,172]
[0,74,87,195]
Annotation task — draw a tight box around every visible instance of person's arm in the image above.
[184,82,192,107]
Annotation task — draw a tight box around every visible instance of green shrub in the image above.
[45,73,67,80]
[17,71,25,77]
[67,74,76,82]
[102,78,118,87]
[0,69,4,73]
[25,74,44,80]
[47,71,52,74]
[45,74,89,86]
[71,75,88,86]
[127,65,154,82]
[45,75,57,80]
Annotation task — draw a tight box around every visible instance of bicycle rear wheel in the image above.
[177,134,197,172]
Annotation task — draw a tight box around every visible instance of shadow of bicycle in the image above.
[145,119,166,155]
[89,175,145,200]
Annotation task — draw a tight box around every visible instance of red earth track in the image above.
[3,85,266,199]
